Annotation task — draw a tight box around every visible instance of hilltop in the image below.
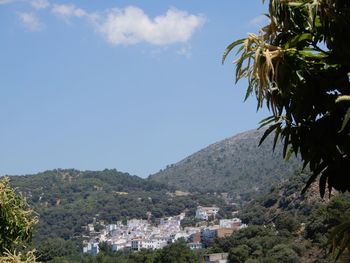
[149,129,301,200]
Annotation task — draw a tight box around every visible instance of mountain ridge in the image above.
[7,128,301,242]
[149,128,301,199]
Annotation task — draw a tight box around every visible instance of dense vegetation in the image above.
[150,129,300,198]
[223,0,350,257]
[27,172,350,262]
[42,240,202,263]
[0,177,38,262]
[224,0,350,197]
[210,173,350,262]
[4,0,350,261]
[8,129,302,244]
[9,169,233,243]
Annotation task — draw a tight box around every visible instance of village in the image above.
[83,206,246,257]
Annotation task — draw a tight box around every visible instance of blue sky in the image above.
[0,0,269,177]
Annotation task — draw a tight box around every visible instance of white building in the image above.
[106,224,117,232]
[83,213,199,255]
[83,242,99,255]
[131,238,166,251]
[169,232,189,243]
[127,219,148,229]
[87,224,95,232]
[131,238,143,251]
[111,242,126,251]
[219,218,242,228]
[204,253,229,263]
[187,242,203,250]
[195,206,220,220]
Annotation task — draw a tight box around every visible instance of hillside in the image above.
[149,129,301,200]
[7,129,302,244]
[210,172,350,262]
[9,169,232,242]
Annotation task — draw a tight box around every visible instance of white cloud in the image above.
[17,12,44,31]
[248,15,269,28]
[96,6,205,46]
[49,4,205,47]
[31,0,49,9]
[52,4,87,18]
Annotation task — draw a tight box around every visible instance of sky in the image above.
[0,0,270,177]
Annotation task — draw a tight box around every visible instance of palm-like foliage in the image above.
[223,0,350,197]
[329,221,350,261]
[223,0,350,259]
[0,249,37,263]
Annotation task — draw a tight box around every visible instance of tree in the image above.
[0,177,38,262]
[267,244,299,263]
[228,244,250,262]
[223,0,350,197]
[35,238,81,262]
[153,240,199,263]
[223,0,350,259]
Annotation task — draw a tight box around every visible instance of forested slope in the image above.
[210,172,350,262]
[150,129,301,200]
[9,169,231,241]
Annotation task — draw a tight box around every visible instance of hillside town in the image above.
[83,206,246,255]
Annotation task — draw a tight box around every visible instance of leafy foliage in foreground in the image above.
[0,177,38,262]
[224,0,350,196]
[224,0,350,258]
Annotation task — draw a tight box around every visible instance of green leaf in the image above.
[258,124,279,146]
[301,162,327,195]
[329,222,350,260]
[284,147,294,161]
[339,108,350,133]
[287,2,304,7]
[285,33,313,49]
[319,172,327,198]
[272,126,281,151]
[282,133,290,158]
[258,116,277,130]
[222,38,245,65]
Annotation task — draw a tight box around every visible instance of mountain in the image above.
[149,129,301,200]
[7,128,301,242]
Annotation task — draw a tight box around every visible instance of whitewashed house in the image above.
[83,242,99,255]
[195,206,220,220]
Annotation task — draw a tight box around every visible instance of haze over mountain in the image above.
[149,129,302,199]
